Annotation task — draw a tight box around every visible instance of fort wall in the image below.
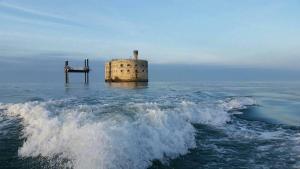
[105,51,148,82]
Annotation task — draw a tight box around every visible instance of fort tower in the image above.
[105,50,148,82]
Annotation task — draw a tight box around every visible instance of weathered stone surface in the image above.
[105,59,148,82]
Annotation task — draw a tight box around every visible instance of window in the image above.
[142,64,144,67]
[127,64,131,67]
[127,70,130,72]
[121,70,123,72]
[142,70,144,72]
[135,70,138,73]
[135,64,137,67]
[120,64,123,67]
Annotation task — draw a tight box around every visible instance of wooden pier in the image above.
[64,59,90,84]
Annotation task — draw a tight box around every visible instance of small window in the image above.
[121,70,123,72]
[127,64,131,67]
[127,70,130,72]
[142,70,144,72]
[135,70,138,73]
[142,64,144,67]
[120,64,123,67]
[135,64,137,67]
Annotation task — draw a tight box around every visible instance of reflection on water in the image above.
[106,82,148,89]
[64,83,90,93]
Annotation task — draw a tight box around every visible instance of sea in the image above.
[0,81,299,169]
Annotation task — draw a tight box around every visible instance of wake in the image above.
[0,97,255,169]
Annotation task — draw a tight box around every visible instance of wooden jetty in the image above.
[64,59,90,84]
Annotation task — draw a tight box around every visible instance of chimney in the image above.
[133,50,138,60]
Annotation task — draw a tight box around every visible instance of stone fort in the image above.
[105,50,148,82]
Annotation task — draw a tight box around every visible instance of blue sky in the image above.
[0,0,300,69]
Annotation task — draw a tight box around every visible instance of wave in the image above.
[0,97,256,169]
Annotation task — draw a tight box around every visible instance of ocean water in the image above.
[0,81,299,169]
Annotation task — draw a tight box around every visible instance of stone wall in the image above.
[105,59,148,82]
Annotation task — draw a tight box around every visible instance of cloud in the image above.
[0,1,84,27]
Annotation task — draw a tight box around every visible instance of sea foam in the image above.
[0,97,255,169]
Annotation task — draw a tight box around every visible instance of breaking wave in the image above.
[0,97,256,169]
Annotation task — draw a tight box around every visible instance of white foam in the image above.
[0,97,255,169]
[178,101,230,125]
[220,97,256,111]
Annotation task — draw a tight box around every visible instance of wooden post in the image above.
[86,72,89,83]
[65,72,69,84]
[84,59,86,83]
[86,59,89,83]
[65,61,69,84]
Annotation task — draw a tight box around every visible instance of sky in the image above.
[0,0,300,69]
